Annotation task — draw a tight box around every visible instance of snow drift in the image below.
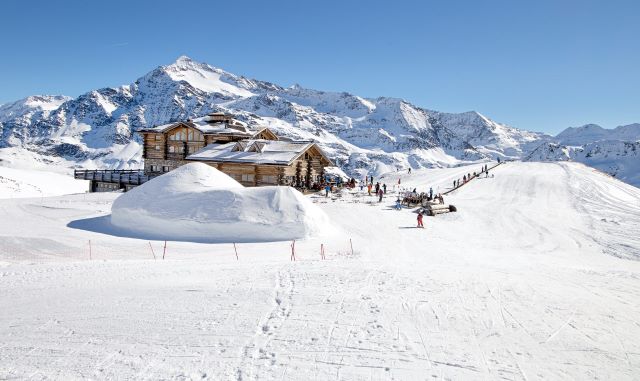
[110,163,330,242]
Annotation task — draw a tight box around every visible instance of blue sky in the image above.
[1,0,638,134]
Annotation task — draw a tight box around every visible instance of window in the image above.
[154,145,160,151]
[155,134,161,140]
[150,165,159,172]
[262,175,278,184]
[162,166,170,172]
[169,146,175,153]
[241,174,255,182]
[304,153,310,160]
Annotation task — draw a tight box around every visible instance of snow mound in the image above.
[110,163,330,242]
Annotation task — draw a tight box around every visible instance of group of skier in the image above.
[452,163,497,189]
[326,165,466,229]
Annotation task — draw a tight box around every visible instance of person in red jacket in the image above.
[417,211,424,228]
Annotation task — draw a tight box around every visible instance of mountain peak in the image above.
[175,55,193,63]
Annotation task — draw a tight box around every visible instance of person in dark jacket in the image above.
[382,183,387,194]
[378,188,384,202]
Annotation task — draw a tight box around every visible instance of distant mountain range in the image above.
[0,56,638,186]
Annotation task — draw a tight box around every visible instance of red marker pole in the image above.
[233,243,239,261]
[162,241,167,260]
[290,240,296,261]
[320,243,325,260]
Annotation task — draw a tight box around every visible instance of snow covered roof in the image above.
[187,139,331,166]
[139,117,255,136]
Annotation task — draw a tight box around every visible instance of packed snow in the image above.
[111,163,331,242]
[1,162,639,380]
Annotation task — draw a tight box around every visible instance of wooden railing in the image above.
[73,169,160,185]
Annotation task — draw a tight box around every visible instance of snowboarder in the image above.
[383,183,387,194]
[378,188,384,202]
[325,184,331,197]
[417,211,424,228]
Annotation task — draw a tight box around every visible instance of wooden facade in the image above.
[139,114,332,189]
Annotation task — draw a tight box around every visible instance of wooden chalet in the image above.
[136,112,333,188]
[139,113,279,174]
[186,139,332,187]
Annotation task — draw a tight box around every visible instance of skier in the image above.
[375,182,380,194]
[408,167,412,174]
[370,175,374,184]
[417,211,424,228]
[395,198,402,210]
[378,188,384,202]
[398,177,401,185]
[367,183,372,195]
[382,183,387,194]
[325,184,331,197]
[429,187,433,199]
[497,157,501,164]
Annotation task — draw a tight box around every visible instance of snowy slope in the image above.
[0,162,639,379]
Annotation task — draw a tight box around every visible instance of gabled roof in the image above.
[138,118,278,139]
[186,139,333,166]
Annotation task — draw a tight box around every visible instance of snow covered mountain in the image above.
[0,56,525,179]
[428,110,552,158]
[0,56,637,185]
[523,123,640,187]
[555,123,640,145]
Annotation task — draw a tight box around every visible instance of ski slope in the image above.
[1,162,639,380]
